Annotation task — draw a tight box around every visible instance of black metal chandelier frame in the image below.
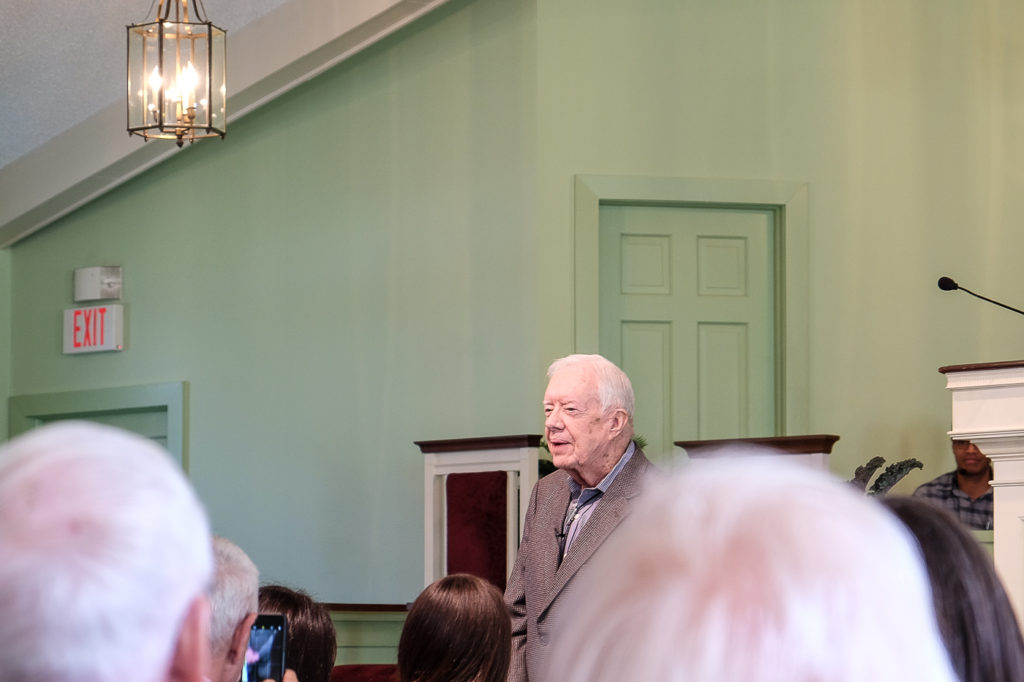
[127,0,226,147]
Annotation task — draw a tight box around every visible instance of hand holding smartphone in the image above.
[242,614,287,682]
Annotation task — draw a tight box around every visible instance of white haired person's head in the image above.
[547,354,635,419]
[0,421,214,682]
[545,454,956,682]
[208,537,259,682]
[544,354,636,487]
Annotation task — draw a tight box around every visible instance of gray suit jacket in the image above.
[504,447,653,682]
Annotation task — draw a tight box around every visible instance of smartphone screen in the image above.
[242,614,287,682]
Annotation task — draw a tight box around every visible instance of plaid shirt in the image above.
[913,470,993,530]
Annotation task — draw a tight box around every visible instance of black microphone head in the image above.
[938,276,959,291]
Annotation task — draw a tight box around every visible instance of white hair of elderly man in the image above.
[547,354,635,418]
[0,421,214,682]
[208,536,260,682]
[545,452,957,682]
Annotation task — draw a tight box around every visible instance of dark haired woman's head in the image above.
[258,585,337,682]
[398,573,511,682]
[881,496,1024,682]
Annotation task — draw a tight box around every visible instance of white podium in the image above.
[941,360,1024,624]
[415,434,541,587]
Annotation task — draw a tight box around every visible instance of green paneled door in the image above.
[599,204,776,461]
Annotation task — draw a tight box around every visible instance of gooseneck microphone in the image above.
[937,276,1024,317]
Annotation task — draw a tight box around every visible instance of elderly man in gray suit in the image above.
[505,354,654,681]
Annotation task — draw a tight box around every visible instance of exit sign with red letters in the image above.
[63,304,124,354]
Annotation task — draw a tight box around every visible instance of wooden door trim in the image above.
[573,175,809,434]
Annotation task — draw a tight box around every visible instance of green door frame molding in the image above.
[8,381,188,468]
[573,174,809,435]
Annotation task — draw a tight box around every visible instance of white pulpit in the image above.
[415,435,541,588]
[941,360,1024,625]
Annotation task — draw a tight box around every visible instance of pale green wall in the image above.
[6,0,1024,603]
[531,0,1024,483]
[8,0,539,603]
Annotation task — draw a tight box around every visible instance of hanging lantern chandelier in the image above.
[127,0,226,147]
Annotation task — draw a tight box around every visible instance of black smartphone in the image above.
[243,614,287,682]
